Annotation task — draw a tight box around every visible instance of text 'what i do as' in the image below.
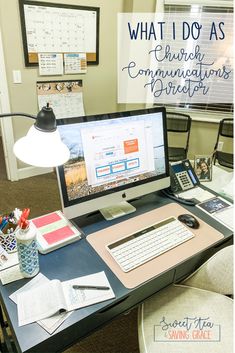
[128,21,226,41]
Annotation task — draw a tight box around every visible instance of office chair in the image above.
[213,118,233,169]
[138,245,233,353]
[166,112,192,161]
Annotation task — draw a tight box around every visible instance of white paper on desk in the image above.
[62,271,115,311]
[0,250,21,284]
[38,311,71,335]
[0,252,19,271]
[17,279,66,326]
[15,271,114,327]
[177,187,215,202]
[9,273,49,303]
[0,265,24,285]
[196,197,234,231]
[10,273,71,334]
[213,207,234,231]
[221,176,234,200]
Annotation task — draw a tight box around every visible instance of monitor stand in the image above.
[99,201,136,221]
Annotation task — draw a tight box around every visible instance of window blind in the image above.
[162,2,233,114]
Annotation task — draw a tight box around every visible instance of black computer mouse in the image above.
[178,214,200,229]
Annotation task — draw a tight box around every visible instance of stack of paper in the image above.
[10,271,115,334]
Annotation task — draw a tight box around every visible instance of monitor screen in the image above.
[56,107,170,219]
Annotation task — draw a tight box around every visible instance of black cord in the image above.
[0,112,36,119]
[161,189,197,206]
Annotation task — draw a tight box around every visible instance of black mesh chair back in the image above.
[213,118,233,169]
[166,112,192,162]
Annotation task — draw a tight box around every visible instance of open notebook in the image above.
[10,271,115,329]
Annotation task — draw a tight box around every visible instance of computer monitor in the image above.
[56,107,170,220]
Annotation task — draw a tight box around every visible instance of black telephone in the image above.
[162,160,200,206]
[169,159,200,193]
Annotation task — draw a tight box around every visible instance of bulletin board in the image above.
[19,0,100,66]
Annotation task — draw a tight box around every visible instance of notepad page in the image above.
[9,273,72,334]
[62,271,115,311]
[17,279,66,326]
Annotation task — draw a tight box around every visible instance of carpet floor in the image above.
[0,139,140,353]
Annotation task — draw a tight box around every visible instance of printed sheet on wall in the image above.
[36,80,85,119]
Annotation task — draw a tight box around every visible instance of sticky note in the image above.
[43,226,75,245]
[32,212,61,228]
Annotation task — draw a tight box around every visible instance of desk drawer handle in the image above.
[98,295,130,313]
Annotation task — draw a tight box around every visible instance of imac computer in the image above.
[56,107,170,220]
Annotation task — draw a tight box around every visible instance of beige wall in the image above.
[188,121,218,159]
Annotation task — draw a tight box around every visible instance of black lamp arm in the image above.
[0,104,56,132]
[0,113,36,120]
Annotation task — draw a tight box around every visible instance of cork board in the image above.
[87,203,224,289]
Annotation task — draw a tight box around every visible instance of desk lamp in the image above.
[0,103,70,167]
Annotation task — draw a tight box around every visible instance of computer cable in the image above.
[161,188,197,206]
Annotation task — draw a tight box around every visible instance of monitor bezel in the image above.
[56,106,170,216]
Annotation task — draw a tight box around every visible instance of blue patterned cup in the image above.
[16,225,39,278]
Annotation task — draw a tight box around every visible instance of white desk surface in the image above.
[201,165,233,200]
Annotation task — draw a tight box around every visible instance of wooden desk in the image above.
[0,192,233,353]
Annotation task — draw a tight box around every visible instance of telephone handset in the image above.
[169,159,200,193]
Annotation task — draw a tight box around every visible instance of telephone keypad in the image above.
[176,171,194,190]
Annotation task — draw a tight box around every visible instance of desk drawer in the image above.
[174,237,233,283]
[174,253,207,282]
[96,269,175,320]
[72,269,174,344]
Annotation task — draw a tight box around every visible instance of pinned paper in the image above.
[37,80,85,118]
[64,53,87,74]
[38,53,63,76]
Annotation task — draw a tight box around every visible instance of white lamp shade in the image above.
[13,125,70,167]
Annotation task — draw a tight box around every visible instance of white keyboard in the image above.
[106,217,194,272]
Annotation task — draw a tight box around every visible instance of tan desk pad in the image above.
[87,203,224,288]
